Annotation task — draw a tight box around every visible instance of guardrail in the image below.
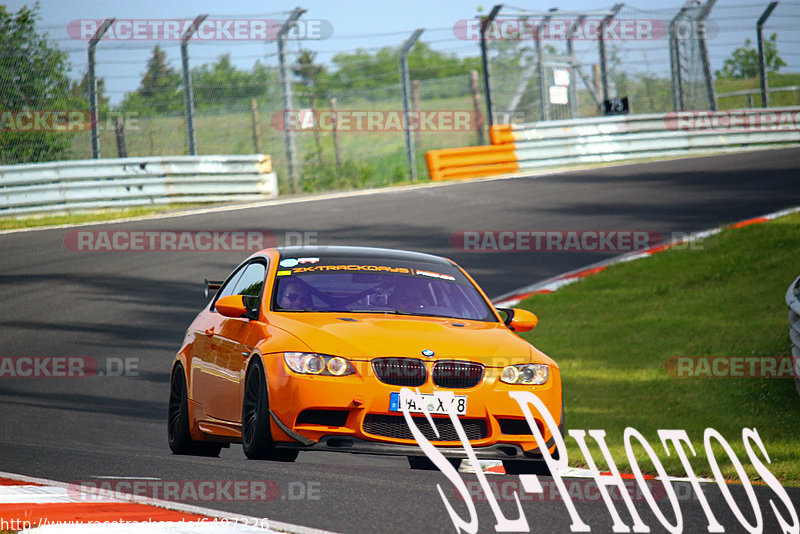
[0,155,278,217]
[716,85,800,108]
[425,108,800,181]
[787,275,800,397]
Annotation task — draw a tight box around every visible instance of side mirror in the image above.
[215,295,252,319]
[497,307,538,332]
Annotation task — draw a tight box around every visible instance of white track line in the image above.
[0,471,338,534]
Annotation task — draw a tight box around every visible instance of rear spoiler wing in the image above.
[205,279,224,299]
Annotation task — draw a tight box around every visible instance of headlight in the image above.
[500,364,548,385]
[284,352,355,376]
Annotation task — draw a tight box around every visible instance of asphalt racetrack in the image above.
[1,148,799,533]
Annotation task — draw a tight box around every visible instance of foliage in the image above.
[715,33,786,79]
[0,3,86,164]
[192,54,279,111]
[119,45,182,116]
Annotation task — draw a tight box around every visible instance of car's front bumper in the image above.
[262,353,564,456]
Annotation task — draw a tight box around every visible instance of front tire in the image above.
[168,365,222,457]
[242,360,298,462]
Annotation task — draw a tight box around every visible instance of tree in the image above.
[715,33,786,79]
[120,45,182,115]
[70,72,110,116]
[191,53,277,111]
[293,49,328,105]
[0,4,85,164]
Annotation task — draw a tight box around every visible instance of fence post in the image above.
[88,18,115,159]
[480,5,503,128]
[599,4,623,107]
[669,1,695,112]
[696,0,717,111]
[114,117,127,158]
[470,70,485,145]
[250,98,263,153]
[412,80,422,155]
[566,16,586,119]
[757,2,779,108]
[536,12,555,121]
[278,8,306,193]
[330,97,341,169]
[181,15,207,156]
[399,28,424,182]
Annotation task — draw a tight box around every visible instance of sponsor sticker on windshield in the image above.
[415,269,456,281]
[293,265,411,274]
[279,257,320,268]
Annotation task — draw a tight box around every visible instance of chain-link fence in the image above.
[2,2,799,191]
[485,2,800,122]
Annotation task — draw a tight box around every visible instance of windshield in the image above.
[272,257,496,322]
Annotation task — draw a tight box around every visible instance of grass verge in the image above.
[518,211,800,485]
[0,203,213,231]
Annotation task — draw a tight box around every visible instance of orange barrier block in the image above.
[426,137,518,181]
[490,124,515,145]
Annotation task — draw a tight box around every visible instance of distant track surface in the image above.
[1,148,799,533]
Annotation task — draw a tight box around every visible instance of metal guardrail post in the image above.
[278,8,306,194]
[88,18,115,160]
[181,15,208,156]
[399,28,424,182]
[757,2,779,108]
[480,5,503,129]
[598,4,623,106]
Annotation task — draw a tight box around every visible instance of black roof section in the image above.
[276,245,453,266]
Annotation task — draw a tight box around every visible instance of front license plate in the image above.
[389,392,467,415]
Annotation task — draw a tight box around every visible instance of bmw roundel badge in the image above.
[421,349,435,357]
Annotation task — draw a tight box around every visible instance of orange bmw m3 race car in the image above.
[168,246,563,473]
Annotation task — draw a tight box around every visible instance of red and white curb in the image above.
[492,206,800,308]
[0,472,333,534]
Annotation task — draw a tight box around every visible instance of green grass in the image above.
[716,72,800,108]
[517,211,800,485]
[0,203,211,230]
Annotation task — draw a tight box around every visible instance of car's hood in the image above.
[268,312,552,366]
